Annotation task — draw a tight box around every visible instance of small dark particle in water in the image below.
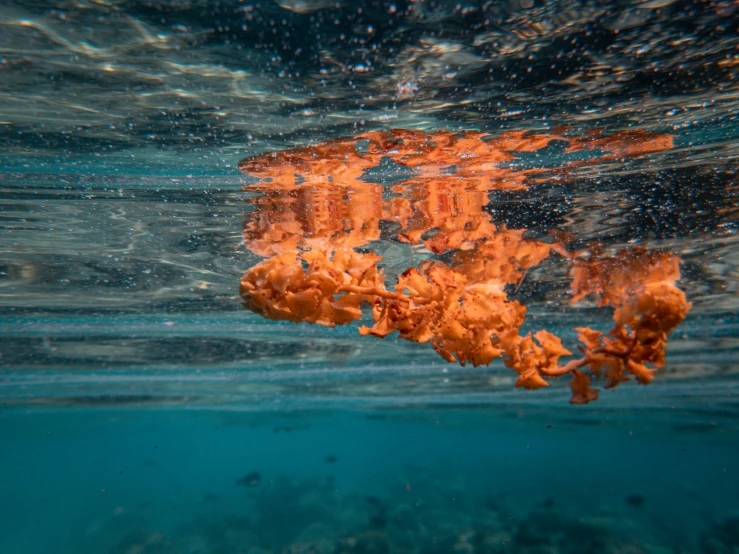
[547,424,553,429]
[325,455,339,463]
[273,424,312,433]
[542,498,555,508]
[626,494,645,507]
[236,472,261,487]
[366,496,382,506]
[370,514,387,529]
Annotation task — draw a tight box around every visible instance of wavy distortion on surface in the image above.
[238,129,689,404]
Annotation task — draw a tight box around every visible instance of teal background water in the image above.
[3,407,739,553]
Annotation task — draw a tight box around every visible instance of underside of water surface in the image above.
[1,0,739,552]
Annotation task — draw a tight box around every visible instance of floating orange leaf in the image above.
[569,370,600,405]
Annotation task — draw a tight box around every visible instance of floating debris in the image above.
[238,129,688,404]
[236,472,262,487]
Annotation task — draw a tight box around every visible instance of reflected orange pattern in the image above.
[238,128,686,404]
[244,183,384,256]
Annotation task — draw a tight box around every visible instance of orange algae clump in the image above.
[239,128,674,189]
[238,129,557,260]
[359,262,526,367]
[500,330,573,390]
[565,248,692,393]
[239,249,390,327]
[237,129,687,405]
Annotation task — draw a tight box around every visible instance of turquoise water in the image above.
[2,0,739,552]
[3,408,739,553]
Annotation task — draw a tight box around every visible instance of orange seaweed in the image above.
[237,128,687,405]
[569,370,600,405]
[239,248,393,327]
[359,261,527,367]
[562,248,692,393]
